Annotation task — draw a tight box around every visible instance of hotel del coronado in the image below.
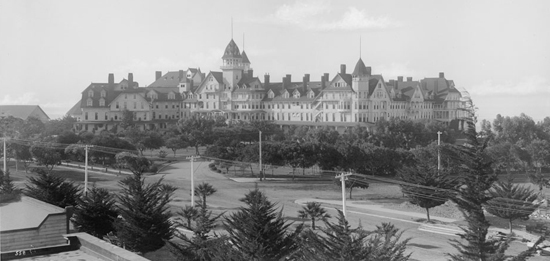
[68,38,472,133]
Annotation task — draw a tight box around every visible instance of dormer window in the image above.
[100,90,106,97]
[293,91,300,98]
[268,91,274,99]
[168,93,175,100]
[99,98,105,106]
[283,91,289,99]
[87,98,92,106]
[309,91,314,98]
[88,90,94,97]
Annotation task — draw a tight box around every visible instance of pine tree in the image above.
[72,186,118,238]
[484,180,540,234]
[24,168,80,208]
[179,205,199,229]
[223,188,303,260]
[115,171,176,254]
[398,161,456,222]
[300,210,411,261]
[0,169,21,202]
[297,201,330,230]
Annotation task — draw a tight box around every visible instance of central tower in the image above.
[221,39,243,89]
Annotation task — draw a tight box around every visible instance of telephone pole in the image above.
[3,137,7,174]
[335,172,353,218]
[259,130,262,180]
[187,155,200,206]
[83,145,95,196]
[437,131,442,172]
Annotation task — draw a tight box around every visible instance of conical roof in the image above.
[241,51,251,64]
[352,58,369,77]
[222,39,242,59]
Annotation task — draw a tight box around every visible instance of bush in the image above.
[208,163,216,169]
[526,222,550,237]
[149,164,159,173]
[217,170,222,173]
[158,150,167,159]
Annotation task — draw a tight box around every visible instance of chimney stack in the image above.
[324,73,329,81]
[248,69,253,78]
[302,74,309,92]
[340,64,346,74]
[282,76,287,89]
[366,66,371,76]
[407,77,412,82]
[389,79,395,86]
[321,75,326,89]
[179,70,184,80]
[108,73,114,86]
[398,76,403,82]
[264,74,270,86]
[439,72,445,78]
[156,71,162,80]
[286,74,291,84]
[128,73,133,84]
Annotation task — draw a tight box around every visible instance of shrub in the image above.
[158,150,167,159]
[217,170,222,173]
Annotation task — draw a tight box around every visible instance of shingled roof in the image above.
[222,39,242,59]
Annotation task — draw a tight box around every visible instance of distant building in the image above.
[70,39,471,133]
[0,105,50,123]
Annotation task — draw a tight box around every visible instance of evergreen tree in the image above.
[179,205,199,229]
[484,180,540,234]
[0,169,21,202]
[448,120,544,260]
[398,158,456,222]
[297,202,330,230]
[299,210,410,261]
[115,171,176,254]
[334,175,370,200]
[72,186,118,238]
[223,188,303,260]
[24,168,80,208]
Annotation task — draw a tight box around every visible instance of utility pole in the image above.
[3,137,7,174]
[259,130,262,180]
[187,155,200,207]
[437,131,442,172]
[83,145,95,196]
[335,172,353,218]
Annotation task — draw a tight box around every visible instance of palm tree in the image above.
[194,182,217,209]
[298,202,330,230]
[179,205,198,229]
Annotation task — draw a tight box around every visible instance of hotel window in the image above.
[101,90,106,97]
[87,99,92,106]
[104,113,108,120]
[116,102,119,109]
[85,112,88,120]
[88,90,94,97]
[99,99,105,106]
[94,112,98,120]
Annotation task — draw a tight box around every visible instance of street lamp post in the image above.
[335,172,352,218]
[437,131,442,172]
[186,155,200,206]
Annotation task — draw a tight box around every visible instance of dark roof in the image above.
[144,87,182,102]
[211,71,224,83]
[352,58,369,77]
[222,39,242,59]
[148,71,185,88]
[241,51,251,64]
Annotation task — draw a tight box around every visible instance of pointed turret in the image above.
[222,39,242,59]
[241,50,250,64]
[352,58,370,77]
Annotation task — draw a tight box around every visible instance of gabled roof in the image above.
[323,73,354,91]
[222,39,242,59]
[241,51,251,64]
[148,71,185,88]
[144,87,182,102]
[0,105,50,122]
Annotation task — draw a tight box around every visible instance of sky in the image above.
[1,0,549,124]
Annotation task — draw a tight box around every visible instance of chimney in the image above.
[407,77,412,82]
[264,74,270,85]
[156,71,162,80]
[302,74,309,92]
[324,73,329,81]
[248,69,253,78]
[398,76,403,82]
[340,64,346,74]
[282,76,287,89]
[128,73,133,84]
[179,70,184,80]
[366,66,371,76]
[108,73,114,86]
[389,79,395,86]
[286,74,291,84]
[321,75,326,89]
[439,72,445,78]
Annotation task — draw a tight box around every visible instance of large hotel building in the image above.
[68,39,472,133]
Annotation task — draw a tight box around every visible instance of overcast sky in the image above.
[1,0,549,123]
